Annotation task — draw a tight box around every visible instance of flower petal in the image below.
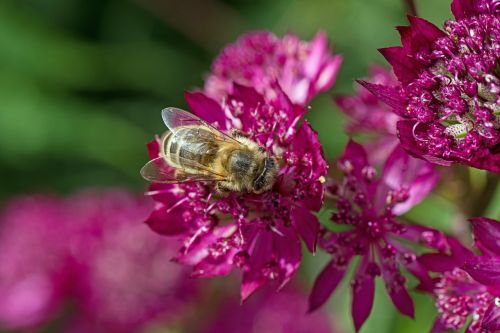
[430,316,449,333]
[388,284,414,318]
[340,140,369,171]
[304,31,328,79]
[184,91,227,130]
[379,256,415,318]
[379,145,438,215]
[379,47,420,84]
[462,257,500,286]
[467,151,500,173]
[470,217,500,255]
[356,80,407,117]
[145,203,188,236]
[315,55,343,92]
[482,300,500,331]
[291,206,319,253]
[418,253,459,272]
[241,270,265,302]
[451,0,475,19]
[407,16,446,52]
[308,259,348,312]
[351,262,375,332]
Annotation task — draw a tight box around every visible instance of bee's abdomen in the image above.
[163,127,219,171]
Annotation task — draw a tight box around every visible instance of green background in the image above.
[0,1,497,332]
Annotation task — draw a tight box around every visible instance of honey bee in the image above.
[141,108,279,194]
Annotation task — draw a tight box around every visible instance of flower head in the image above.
[363,0,500,171]
[427,217,500,332]
[205,31,342,106]
[145,84,328,299]
[68,190,197,332]
[309,141,443,331]
[202,286,336,333]
[0,190,196,333]
[336,66,401,163]
[0,197,69,330]
[433,268,496,332]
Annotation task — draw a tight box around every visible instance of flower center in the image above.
[406,14,500,161]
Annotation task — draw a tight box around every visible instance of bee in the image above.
[141,108,279,194]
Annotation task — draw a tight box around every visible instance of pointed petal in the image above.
[470,217,500,255]
[241,270,265,301]
[308,259,348,312]
[147,139,161,159]
[315,55,343,92]
[379,47,420,84]
[184,91,227,129]
[430,316,449,333]
[407,16,446,50]
[462,258,500,286]
[451,0,475,19]
[400,224,448,251]
[379,145,438,215]
[291,206,319,253]
[379,254,415,318]
[482,301,500,331]
[468,152,500,172]
[340,140,369,171]
[418,253,459,272]
[304,31,328,78]
[388,284,414,318]
[145,202,188,236]
[356,80,407,117]
[230,83,265,108]
[273,226,302,288]
[351,261,375,332]
[397,26,412,51]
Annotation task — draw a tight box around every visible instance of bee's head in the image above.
[252,157,279,194]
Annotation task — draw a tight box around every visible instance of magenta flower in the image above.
[425,217,500,332]
[336,65,401,163]
[67,190,197,333]
[0,190,197,333]
[0,196,70,330]
[361,0,500,172]
[202,286,336,333]
[145,84,328,299]
[309,141,444,331]
[204,31,342,106]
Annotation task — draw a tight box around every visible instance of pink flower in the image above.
[417,217,500,332]
[0,190,196,332]
[145,84,328,300]
[202,286,336,333]
[67,190,197,333]
[309,141,444,331]
[362,0,500,172]
[0,197,70,330]
[336,65,401,163]
[205,31,342,106]
[433,268,497,333]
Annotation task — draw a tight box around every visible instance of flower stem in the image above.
[404,0,417,16]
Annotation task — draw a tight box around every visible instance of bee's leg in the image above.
[230,129,248,139]
[215,181,233,196]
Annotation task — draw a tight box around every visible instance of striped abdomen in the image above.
[162,126,221,173]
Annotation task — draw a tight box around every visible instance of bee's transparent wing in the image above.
[140,157,227,184]
[161,107,239,144]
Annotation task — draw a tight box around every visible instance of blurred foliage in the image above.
[0,0,497,332]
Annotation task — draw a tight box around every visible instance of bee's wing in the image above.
[140,157,227,184]
[161,107,240,144]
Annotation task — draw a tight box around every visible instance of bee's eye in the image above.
[258,146,266,153]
